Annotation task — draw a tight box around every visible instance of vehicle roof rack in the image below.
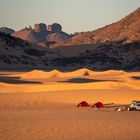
[132,100,140,103]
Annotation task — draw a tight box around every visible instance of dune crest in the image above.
[21,69,63,79]
[21,68,127,79]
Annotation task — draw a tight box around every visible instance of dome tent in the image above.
[77,101,90,107]
[93,102,104,109]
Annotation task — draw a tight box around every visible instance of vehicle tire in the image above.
[132,108,136,111]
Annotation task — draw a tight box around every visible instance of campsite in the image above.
[77,101,140,112]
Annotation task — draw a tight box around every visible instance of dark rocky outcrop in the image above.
[42,41,140,71]
[0,27,15,34]
[0,32,48,68]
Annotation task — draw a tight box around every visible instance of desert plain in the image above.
[0,68,140,140]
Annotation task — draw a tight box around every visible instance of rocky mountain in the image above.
[47,41,140,71]
[1,32,140,71]
[42,7,140,71]
[0,27,15,34]
[1,8,140,71]
[12,23,71,44]
[57,7,140,46]
[0,32,48,68]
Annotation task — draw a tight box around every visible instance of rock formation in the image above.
[51,23,62,32]
[34,23,47,33]
[12,23,71,44]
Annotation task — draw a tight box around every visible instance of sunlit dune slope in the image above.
[0,69,140,94]
[21,68,127,79]
[21,69,63,79]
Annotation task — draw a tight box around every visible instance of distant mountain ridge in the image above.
[1,8,140,71]
[57,7,140,46]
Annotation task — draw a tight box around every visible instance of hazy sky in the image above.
[0,0,140,33]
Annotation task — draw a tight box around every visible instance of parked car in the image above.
[128,101,140,111]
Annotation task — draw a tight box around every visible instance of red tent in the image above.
[93,102,104,108]
[77,101,90,107]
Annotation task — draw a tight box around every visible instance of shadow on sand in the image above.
[0,73,10,75]
[0,76,41,84]
[59,78,119,83]
[131,76,140,80]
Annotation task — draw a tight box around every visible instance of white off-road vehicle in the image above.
[128,101,140,111]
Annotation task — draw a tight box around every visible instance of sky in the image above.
[0,0,140,33]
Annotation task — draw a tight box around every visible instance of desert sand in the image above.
[0,69,140,140]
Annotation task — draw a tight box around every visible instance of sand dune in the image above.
[21,68,128,79]
[0,69,140,140]
[20,69,62,79]
[20,68,93,79]
[0,69,138,94]
[0,68,140,101]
